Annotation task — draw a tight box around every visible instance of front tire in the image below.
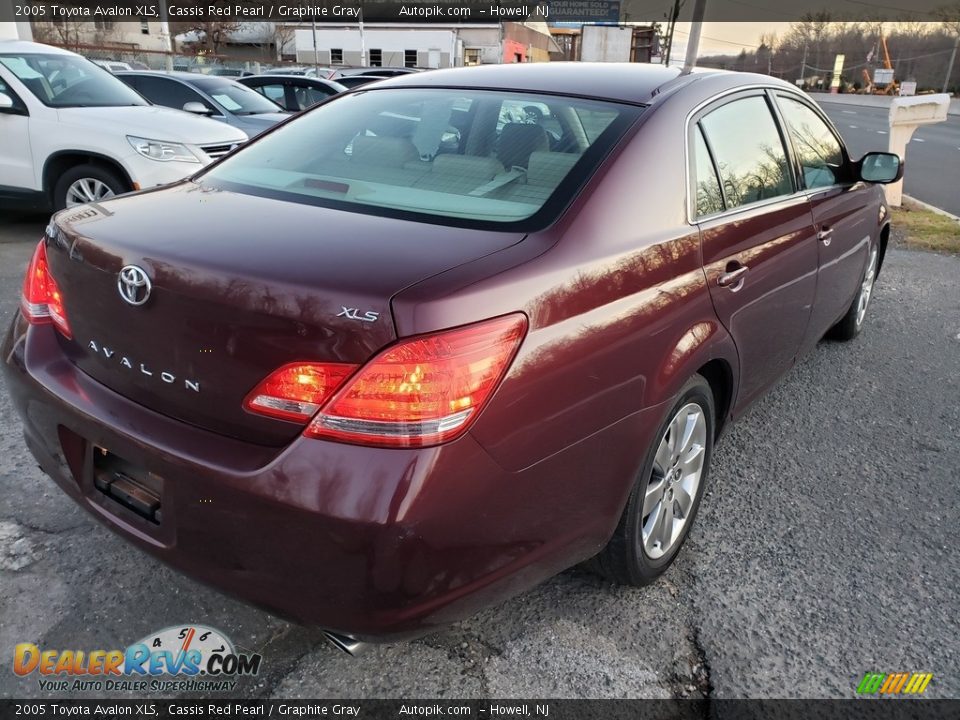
[53,164,128,211]
[827,243,879,342]
[593,374,715,586]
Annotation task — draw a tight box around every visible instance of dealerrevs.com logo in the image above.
[13,625,262,693]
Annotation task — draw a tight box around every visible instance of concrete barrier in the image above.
[810,92,960,117]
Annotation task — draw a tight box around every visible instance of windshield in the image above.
[187,76,283,114]
[0,53,147,108]
[200,88,640,229]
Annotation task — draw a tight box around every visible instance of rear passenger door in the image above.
[773,93,876,348]
[691,91,819,413]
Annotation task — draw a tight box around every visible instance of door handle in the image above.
[717,264,749,289]
[817,227,834,245]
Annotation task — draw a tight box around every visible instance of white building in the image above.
[294,23,555,68]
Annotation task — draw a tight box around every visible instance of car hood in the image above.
[230,112,290,135]
[56,105,249,145]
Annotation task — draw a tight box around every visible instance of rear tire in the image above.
[53,164,128,211]
[593,374,715,586]
[827,243,879,342]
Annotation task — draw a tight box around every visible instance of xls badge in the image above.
[13,624,262,693]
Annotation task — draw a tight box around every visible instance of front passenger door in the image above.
[774,93,876,349]
[692,93,819,413]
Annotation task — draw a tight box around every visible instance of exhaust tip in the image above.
[322,630,369,656]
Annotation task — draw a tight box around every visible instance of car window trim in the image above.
[0,68,29,116]
[685,87,797,224]
[770,90,853,195]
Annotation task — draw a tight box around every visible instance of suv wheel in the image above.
[593,374,715,585]
[54,164,129,211]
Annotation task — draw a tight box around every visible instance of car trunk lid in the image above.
[47,183,524,445]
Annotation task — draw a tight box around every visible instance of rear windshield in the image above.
[199,87,641,230]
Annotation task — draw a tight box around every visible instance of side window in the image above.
[700,95,794,210]
[257,83,286,105]
[692,125,724,217]
[137,77,213,113]
[777,95,844,190]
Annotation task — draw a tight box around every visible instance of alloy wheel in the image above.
[66,178,115,207]
[856,246,879,328]
[641,402,707,560]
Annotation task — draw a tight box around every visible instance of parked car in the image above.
[0,40,247,211]
[116,71,289,137]
[263,66,338,79]
[3,64,901,652]
[238,74,346,112]
[91,59,133,73]
[329,66,420,80]
[336,75,390,89]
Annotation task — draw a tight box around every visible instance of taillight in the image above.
[244,363,357,422]
[306,314,527,448]
[21,240,72,338]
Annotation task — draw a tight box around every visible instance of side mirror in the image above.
[0,92,13,109]
[182,101,212,115]
[857,152,903,184]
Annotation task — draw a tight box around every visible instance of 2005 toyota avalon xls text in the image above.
[2,64,902,652]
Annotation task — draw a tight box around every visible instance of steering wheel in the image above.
[56,78,99,104]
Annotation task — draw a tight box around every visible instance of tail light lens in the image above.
[245,315,527,447]
[307,314,527,448]
[244,363,357,422]
[21,240,72,338]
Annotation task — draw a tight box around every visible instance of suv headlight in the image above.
[127,136,200,163]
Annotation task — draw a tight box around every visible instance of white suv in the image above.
[0,40,248,210]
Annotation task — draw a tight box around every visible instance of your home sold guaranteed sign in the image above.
[12,625,262,693]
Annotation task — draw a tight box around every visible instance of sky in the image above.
[668,21,793,62]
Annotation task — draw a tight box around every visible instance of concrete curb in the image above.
[902,195,960,223]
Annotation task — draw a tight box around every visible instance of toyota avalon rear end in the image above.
[7,64,894,646]
[2,74,650,643]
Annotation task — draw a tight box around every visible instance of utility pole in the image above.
[945,33,959,94]
[682,0,707,73]
[311,18,319,72]
[159,0,173,71]
[358,1,366,67]
[800,42,808,86]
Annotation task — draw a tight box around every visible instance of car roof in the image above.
[0,39,76,56]
[375,62,796,105]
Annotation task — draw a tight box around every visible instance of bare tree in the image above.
[31,21,84,49]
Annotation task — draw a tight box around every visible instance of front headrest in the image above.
[498,124,550,169]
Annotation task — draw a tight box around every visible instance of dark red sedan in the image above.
[2,64,902,652]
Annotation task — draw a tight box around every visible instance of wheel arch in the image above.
[877,222,891,278]
[650,319,739,440]
[42,151,134,202]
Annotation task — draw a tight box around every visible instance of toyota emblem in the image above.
[117,265,152,306]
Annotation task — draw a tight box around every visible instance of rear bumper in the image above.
[2,314,656,640]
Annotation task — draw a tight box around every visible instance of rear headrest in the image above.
[351,135,418,167]
[432,154,504,180]
[527,152,581,187]
[498,124,550,169]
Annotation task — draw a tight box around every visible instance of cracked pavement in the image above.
[1,214,958,699]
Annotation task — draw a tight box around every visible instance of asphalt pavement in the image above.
[1,214,957,699]
[819,101,960,217]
